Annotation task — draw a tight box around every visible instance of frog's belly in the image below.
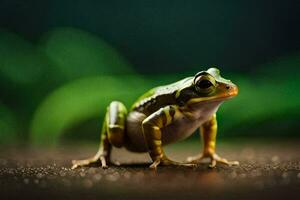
[125,110,216,152]
[162,102,221,144]
[161,116,207,145]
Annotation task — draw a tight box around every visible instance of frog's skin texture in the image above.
[72,68,239,169]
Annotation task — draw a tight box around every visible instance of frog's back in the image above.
[130,77,193,115]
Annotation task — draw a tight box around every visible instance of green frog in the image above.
[72,68,239,169]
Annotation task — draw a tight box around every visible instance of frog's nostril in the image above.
[226,85,230,90]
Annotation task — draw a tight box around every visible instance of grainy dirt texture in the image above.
[0,139,300,200]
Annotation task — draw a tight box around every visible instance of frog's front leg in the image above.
[142,105,195,169]
[72,101,127,169]
[186,114,239,168]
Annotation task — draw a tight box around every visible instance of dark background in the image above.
[0,0,299,145]
[1,0,299,72]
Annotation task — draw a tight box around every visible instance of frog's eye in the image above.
[197,79,213,89]
[194,74,216,93]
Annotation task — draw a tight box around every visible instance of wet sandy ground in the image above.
[0,139,300,200]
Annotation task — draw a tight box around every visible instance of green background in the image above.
[0,1,299,145]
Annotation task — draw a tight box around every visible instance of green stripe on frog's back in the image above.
[131,77,194,115]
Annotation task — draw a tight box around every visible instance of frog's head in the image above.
[175,67,238,106]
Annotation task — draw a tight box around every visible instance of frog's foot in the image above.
[71,154,109,169]
[149,156,196,169]
[186,153,239,168]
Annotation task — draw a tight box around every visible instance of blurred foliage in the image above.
[30,76,150,145]
[0,27,299,146]
[39,27,134,80]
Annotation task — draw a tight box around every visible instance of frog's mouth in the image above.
[186,95,233,106]
[187,84,238,106]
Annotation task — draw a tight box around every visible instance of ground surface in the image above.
[0,139,300,200]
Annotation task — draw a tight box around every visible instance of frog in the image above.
[71,67,239,169]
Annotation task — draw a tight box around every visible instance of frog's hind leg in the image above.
[71,118,111,169]
[71,101,127,169]
[106,101,127,148]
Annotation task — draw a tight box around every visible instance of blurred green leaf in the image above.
[39,27,134,80]
[30,75,152,145]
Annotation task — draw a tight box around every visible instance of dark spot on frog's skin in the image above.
[169,106,175,118]
[226,85,230,90]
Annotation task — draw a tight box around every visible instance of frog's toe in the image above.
[214,159,239,167]
[186,154,205,163]
[231,161,239,166]
[71,160,84,169]
[71,163,79,170]
[208,154,239,168]
[71,158,97,169]
[112,160,121,166]
[149,159,161,169]
[149,157,196,169]
[186,153,239,167]
[71,155,109,169]
[99,156,109,168]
